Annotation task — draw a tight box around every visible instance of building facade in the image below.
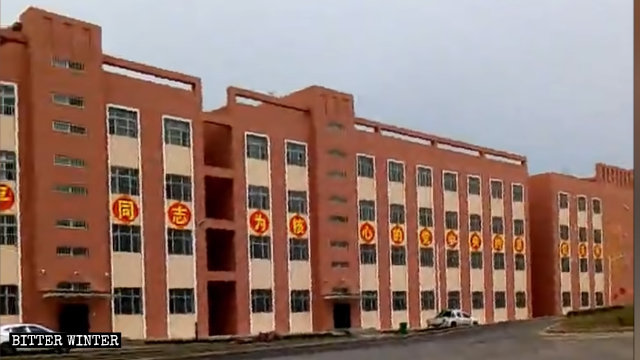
[528,164,633,317]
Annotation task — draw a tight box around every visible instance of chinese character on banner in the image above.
[593,244,603,259]
[492,235,504,252]
[167,202,192,228]
[446,231,458,248]
[390,225,404,245]
[559,242,570,257]
[578,243,588,258]
[0,184,15,212]
[249,210,270,235]
[111,196,139,223]
[289,214,308,237]
[469,233,482,251]
[359,223,375,243]
[419,228,433,247]
[514,237,525,254]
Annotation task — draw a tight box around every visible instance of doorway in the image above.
[332,303,351,329]
[58,304,90,333]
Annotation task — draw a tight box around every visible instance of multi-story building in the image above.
[528,164,633,316]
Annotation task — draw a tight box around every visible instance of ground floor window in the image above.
[0,285,18,315]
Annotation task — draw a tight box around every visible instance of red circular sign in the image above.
[419,228,433,247]
[0,184,15,211]
[492,235,505,252]
[359,222,375,243]
[249,210,270,235]
[289,214,308,237]
[578,243,588,258]
[593,244,603,259]
[514,237,525,254]
[391,225,405,245]
[111,196,139,223]
[559,242,570,257]
[446,230,459,248]
[470,233,482,251]
[167,202,192,228]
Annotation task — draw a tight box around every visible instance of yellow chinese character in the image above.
[361,225,373,241]
[471,236,481,249]
[117,199,136,221]
[392,227,403,243]
[291,217,306,235]
[171,205,190,226]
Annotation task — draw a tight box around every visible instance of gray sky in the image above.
[2,0,632,175]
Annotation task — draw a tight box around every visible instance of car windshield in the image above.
[437,310,453,318]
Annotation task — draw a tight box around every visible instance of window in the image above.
[446,249,459,268]
[559,225,569,240]
[389,204,405,224]
[494,291,506,309]
[287,191,308,214]
[331,240,349,248]
[286,142,306,167]
[491,216,504,235]
[515,254,526,271]
[169,289,195,314]
[332,261,349,268]
[421,290,436,311]
[328,170,346,178]
[561,257,570,272]
[250,236,271,259]
[388,161,404,183]
[391,246,406,266]
[417,167,432,187]
[52,57,85,71]
[56,246,89,257]
[360,244,377,264]
[468,176,481,195]
[472,291,484,309]
[420,247,434,267]
[164,118,191,147]
[57,282,90,292]
[108,107,138,138]
[52,120,86,135]
[595,292,604,306]
[418,207,433,227]
[0,151,17,181]
[52,93,84,108]
[251,289,273,313]
[443,172,457,192]
[330,195,347,204]
[53,184,87,195]
[359,200,376,222]
[112,224,141,253]
[579,258,588,273]
[167,229,193,255]
[512,184,524,202]
[490,180,503,199]
[0,285,19,315]
[562,292,571,307]
[577,196,587,212]
[515,292,527,308]
[327,121,344,130]
[447,291,460,309]
[592,199,601,214]
[445,211,458,230]
[55,219,87,230]
[0,84,16,116]
[361,291,378,311]
[290,290,310,313]
[593,229,602,244]
[246,134,268,160]
[165,174,192,202]
[580,292,589,307]
[595,258,603,273]
[470,252,483,269]
[54,154,85,168]
[113,288,143,314]
[392,291,407,311]
[493,253,505,270]
[247,185,270,210]
[558,193,569,209]
[513,219,524,236]
[110,167,139,195]
[289,238,309,261]
[0,215,17,246]
[329,215,348,223]
[576,227,587,243]
[328,149,346,158]
[357,155,374,178]
[469,214,482,232]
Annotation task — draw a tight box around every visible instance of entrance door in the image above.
[332,303,351,329]
[58,304,90,333]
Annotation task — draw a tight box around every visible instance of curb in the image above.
[539,323,634,337]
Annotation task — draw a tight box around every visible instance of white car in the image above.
[427,309,478,328]
[0,323,70,355]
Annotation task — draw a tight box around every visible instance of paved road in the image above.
[265,319,633,360]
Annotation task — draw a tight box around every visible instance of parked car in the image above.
[427,309,478,328]
[0,323,70,355]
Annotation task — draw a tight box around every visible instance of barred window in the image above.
[55,219,87,230]
[445,211,458,230]
[470,252,483,269]
[53,184,87,195]
[165,174,192,202]
[562,292,571,307]
[54,154,85,168]
[490,180,503,199]
[112,224,141,253]
[443,172,457,192]
[561,257,570,272]
[512,184,524,202]
[578,227,587,242]
[491,217,504,234]
[357,156,374,178]
[108,106,138,138]
[595,292,604,306]
[446,249,459,268]
[164,118,191,147]
[168,229,193,255]
[579,258,588,273]
[290,290,310,313]
[359,200,376,222]
[468,176,481,195]
[0,215,17,246]
[577,196,587,212]
[388,161,404,183]
[392,291,407,311]
[417,167,432,187]
[52,93,84,108]
[52,57,85,71]
[559,225,569,240]
[469,214,482,232]
[250,236,271,259]
[0,285,19,315]
[472,291,484,309]
[447,291,460,309]
[361,291,378,311]
[0,151,17,181]
[246,134,268,160]
[251,289,273,313]
[420,247,434,267]
[580,292,589,307]
[418,207,433,227]
[515,254,526,271]
[169,288,195,314]
[513,219,524,236]
[110,167,140,196]
[113,287,143,314]
[515,291,527,308]
[289,238,309,261]
[391,245,406,266]
[558,193,569,209]
[421,290,435,310]
[592,199,601,214]
[360,244,377,264]
[493,253,505,270]
[0,84,16,116]
[286,142,306,166]
[389,204,405,224]
[56,246,89,257]
[494,291,506,309]
[593,229,603,244]
[247,185,270,210]
[287,191,308,214]
[52,120,86,135]
[595,258,603,273]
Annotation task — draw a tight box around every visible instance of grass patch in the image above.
[559,306,634,331]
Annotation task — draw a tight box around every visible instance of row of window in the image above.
[112,225,193,255]
[0,215,17,245]
[250,289,311,313]
[562,291,604,308]
[113,288,195,315]
[560,257,604,273]
[558,193,602,214]
[0,84,16,116]
[559,225,603,243]
[246,135,308,167]
[109,168,192,201]
[250,236,309,261]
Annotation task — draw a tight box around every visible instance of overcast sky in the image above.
[2,1,632,175]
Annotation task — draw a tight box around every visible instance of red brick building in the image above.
[528,164,633,317]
